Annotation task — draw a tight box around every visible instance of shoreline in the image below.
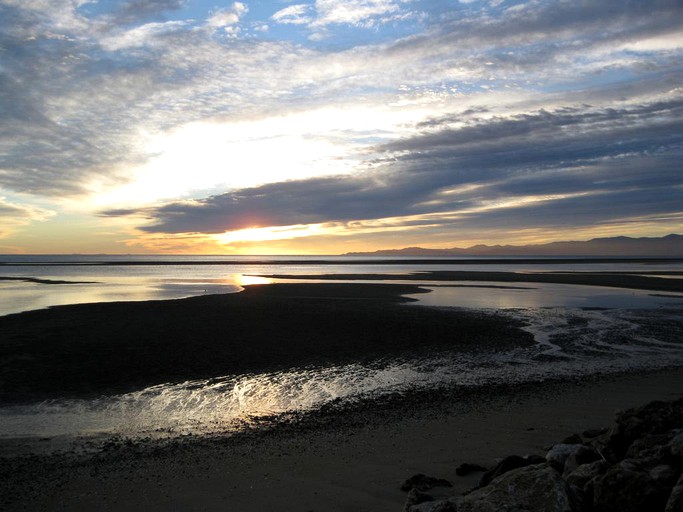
[3,367,681,511]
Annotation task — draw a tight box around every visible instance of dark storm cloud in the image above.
[104,99,683,233]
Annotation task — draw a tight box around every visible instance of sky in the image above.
[0,0,682,254]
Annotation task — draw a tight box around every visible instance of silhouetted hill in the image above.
[344,234,683,257]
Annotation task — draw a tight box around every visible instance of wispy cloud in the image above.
[205,2,248,35]
[273,0,411,28]
[272,4,314,25]
[0,196,55,238]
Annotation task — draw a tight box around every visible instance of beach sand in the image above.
[3,369,681,511]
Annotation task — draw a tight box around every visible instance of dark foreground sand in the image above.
[2,369,681,512]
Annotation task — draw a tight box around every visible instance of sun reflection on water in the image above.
[236,274,273,286]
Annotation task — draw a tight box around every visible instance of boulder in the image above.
[626,432,674,460]
[582,427,608,439]
[456,463,487,476]
[584,430,620,464]
[564,460,610,512]
[611,398,683,458]
[406,499,458,512]
[562,446,601,476]
[564,460,609,490]
[561,433,583,445]
[546,444,598,473]
[402,474,453,492]
[649,464,679,487]
[459,464,572,512]
[479,455,544,487]
[403,488,433,512]
[665,473,683,512]
[668,430,683,459]
[592,458,674,512]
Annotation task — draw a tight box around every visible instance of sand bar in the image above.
[256,270,683,293]
[0,283,532,404]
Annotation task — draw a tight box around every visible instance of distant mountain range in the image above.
[344,234,683,257]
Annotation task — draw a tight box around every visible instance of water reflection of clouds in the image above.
[0,275,251,317]
[409,282,683,310]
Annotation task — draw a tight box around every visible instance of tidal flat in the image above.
[1,276,682,511]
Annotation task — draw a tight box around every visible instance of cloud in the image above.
[110,0,186,25]
[0,197,53,220]
[1,0,682,217]
[271,4,314,25]
[272,0,416,35]
[103,97,683,239]
[99,20,188,50]
[313,0,402,27]
[0,196,55,238]
[206,2,248,31]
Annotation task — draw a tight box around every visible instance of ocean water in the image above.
[1,255,682,452]
[2,254,682,317]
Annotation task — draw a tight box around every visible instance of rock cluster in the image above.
[401,398,683,512]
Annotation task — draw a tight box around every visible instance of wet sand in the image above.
[2,368,681,512]
[0,283,532,404]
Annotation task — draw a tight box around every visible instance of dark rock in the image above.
[626,433,673,460]
[583,427,609,439]
[401,474,453,492]
[565,460,609,490]
[479,455,544,487]
[665,474,683,512]
[562,446,601,476]
[459,464,572,512]
[585,429,620,464]
[592,458,674,512]
[669,430,683,459]
[404,488,433,512]
[562,433,583,445]
[546,444,597,473]
[610,398,683,459]
[565,460,610,512]
[525,454,547,465]
[650,464,679,487]
[456,463,487,476]
[406,499,458,512]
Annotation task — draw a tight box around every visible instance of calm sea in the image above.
[2,254,683,317]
